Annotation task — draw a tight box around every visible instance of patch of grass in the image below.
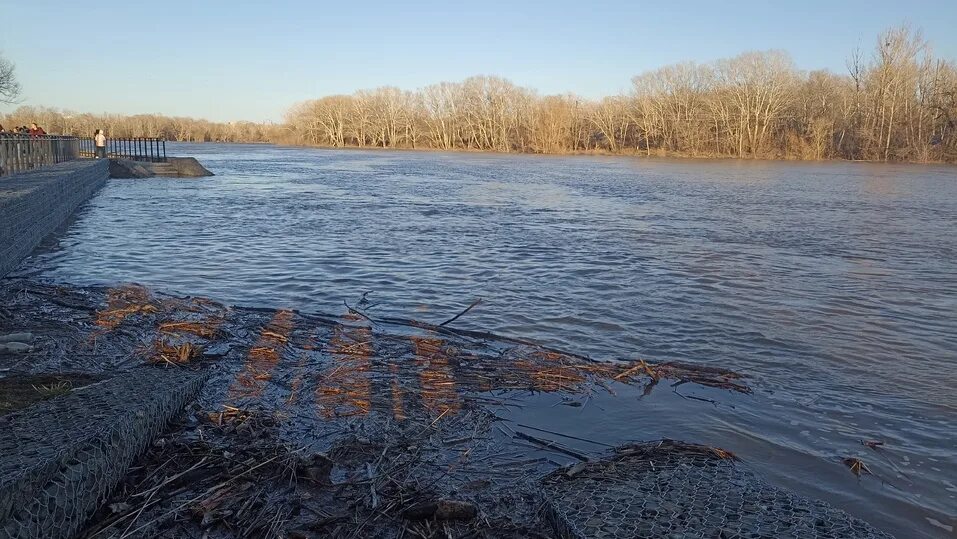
[0,373,99,417]
[32,380,73,398]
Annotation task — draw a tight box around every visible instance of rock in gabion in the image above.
[542,440,894,539]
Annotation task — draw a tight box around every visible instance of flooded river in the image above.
[18,143,957,537]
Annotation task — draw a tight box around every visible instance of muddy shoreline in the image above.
[0,279,748,537]
[0,279,895,538]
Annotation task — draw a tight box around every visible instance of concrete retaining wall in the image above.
[0,160,109,278]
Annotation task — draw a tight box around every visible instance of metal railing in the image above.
[0,135,81,177]
[79,137,167,163]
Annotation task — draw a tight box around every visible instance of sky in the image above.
[1,0,956,123]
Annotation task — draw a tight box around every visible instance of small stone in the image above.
[108,502,130,514]
[0,342,32,353]
[0,332,33,342]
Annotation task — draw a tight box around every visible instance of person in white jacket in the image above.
[94,129,107,159]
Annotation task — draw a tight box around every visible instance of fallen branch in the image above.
[513,431,590,461]
[439,299,483,327]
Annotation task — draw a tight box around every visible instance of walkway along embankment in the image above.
[0,160,109,278]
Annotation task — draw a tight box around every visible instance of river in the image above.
[18,143,957,537]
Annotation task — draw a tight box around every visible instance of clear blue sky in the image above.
[2,0,955,122]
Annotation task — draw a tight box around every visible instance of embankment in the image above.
[0,160,109,278]
[109,157,213,178]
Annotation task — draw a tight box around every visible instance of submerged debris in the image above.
[843,457,873,477]
[861,439,885,449]
[0,279,760,538]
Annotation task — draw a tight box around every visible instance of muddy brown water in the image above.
[12,143,957,537]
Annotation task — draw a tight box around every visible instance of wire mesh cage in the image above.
[542,440,894,539]
[0,367,207,539]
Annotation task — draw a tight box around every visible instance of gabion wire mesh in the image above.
[542,440,894,539]
[0,367,207,539]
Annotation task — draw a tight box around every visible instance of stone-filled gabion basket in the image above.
[542,440,894,539]
[0,367,207,539]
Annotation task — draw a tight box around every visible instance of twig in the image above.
[343,301,375,324]
[512,422,614,448]
[438,299,483,327]
[119,486,161,539]
[672,385,720,407]
[513,431,590,461]
[121,453,284,537]
[367,462,379,509]
[373,315,594,362]
[130,456,210,498]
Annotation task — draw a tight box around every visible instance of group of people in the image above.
[0,124,107,158]
[0,123,47,137]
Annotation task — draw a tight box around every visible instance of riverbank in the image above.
[0,279,902,538]
[195,139,957,167]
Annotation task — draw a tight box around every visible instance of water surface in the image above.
[20,143,957,537]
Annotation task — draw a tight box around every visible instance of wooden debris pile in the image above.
[80,405,550,539]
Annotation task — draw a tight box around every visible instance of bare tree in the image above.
[588,97,629,152]
[0,53,22,104]
[529,95,583,153]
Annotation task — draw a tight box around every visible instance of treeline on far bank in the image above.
[3,25,955,163]
[283,25,956,163]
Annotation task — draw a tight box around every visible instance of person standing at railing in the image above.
[0,125,6,175]
[94,129,107,159]
[29,123,45,137]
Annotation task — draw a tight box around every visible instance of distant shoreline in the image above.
[176,140,957,167]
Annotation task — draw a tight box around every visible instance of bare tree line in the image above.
[3,25,955,162]
[284,26,957,162]
[0,105,276,142]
